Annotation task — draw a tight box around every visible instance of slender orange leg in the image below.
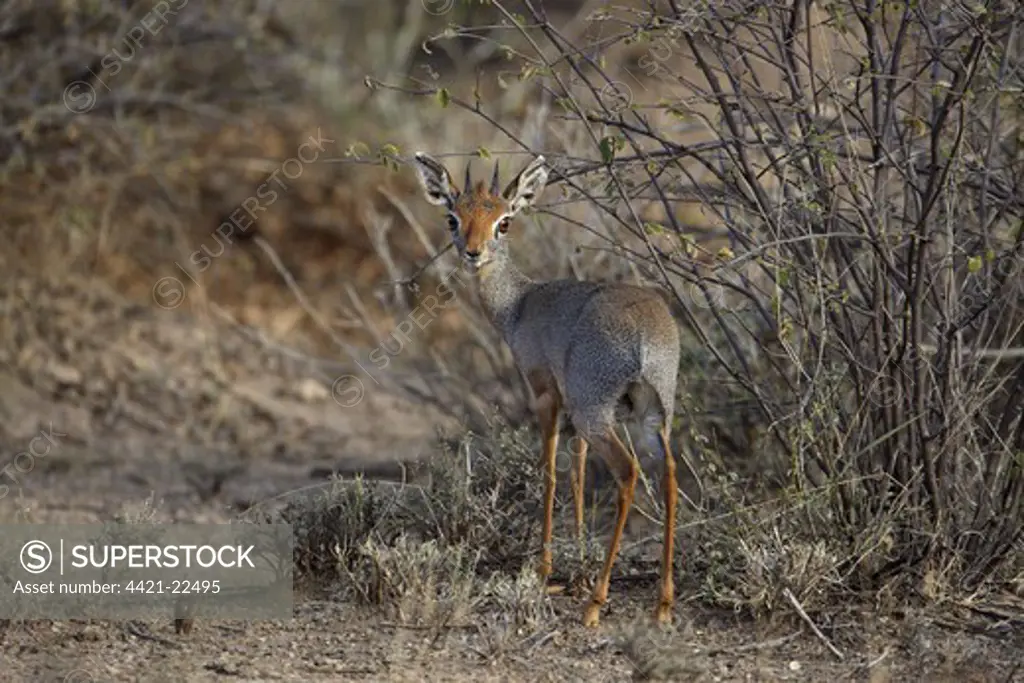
[654,424,677,624]
[583,428,638,628]
[570,435,588,541]
[536,392,561,583]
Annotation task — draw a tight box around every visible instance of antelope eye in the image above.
[497,217,511,234]
[446,215,460,231]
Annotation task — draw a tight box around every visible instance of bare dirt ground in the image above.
[0,276,1021,683]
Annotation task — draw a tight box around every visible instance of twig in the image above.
[251,236,349,350]
[702,631,801,656]
[344,282,384,341]
[864,647,891,670]
[122,621,181,648]
[361,202,409,312]
[388,245,454,289]
[782,587,844,660]
[917,344,1024,361]
[526,628,560,652]
[376,185,441,261]
[249,235,384,386]
[248,235,470,428]
[380,621,474,630]
[206,302,348,376]
[375,185,462,291]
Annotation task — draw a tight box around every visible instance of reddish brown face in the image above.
[413,152,550,269]
[447,182,514,267]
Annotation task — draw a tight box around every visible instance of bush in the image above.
[367,0,1024,613]
[277,419,567,607]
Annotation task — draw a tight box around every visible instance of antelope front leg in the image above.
[570,435,588,541]
[535,392,561,583]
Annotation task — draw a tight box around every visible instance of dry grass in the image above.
[269,421,567,659]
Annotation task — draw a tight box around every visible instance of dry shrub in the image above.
[381,0,1024,627]
[695,522,845,615]
[278,420,554,616]
[469,565,555,660]
[619,620,712,682]
[356,535,481,627]
[477,564,553,632]
[272,420,576,641]
[282,475,407,586]
[544,526,608,596]
[414,422,544,571]
[681,463,891,618]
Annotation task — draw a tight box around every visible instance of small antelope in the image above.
[413,152,681,626]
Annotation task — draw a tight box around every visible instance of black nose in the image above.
[465,250,480,260]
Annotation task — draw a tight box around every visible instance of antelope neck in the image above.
[475,250,533,338]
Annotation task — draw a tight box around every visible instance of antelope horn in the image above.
[490,160,500,194]
[464,160,472,192]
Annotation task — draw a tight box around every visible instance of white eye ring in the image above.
[446,214,460,231]
[495,216,511,236]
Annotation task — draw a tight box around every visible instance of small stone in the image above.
[294,378,329,402]
[789,660,801,671]
[50,363,82,386]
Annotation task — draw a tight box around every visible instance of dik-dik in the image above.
[413,152,681,626]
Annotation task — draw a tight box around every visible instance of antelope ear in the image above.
[413,152,458,208]
[502,156,549,215]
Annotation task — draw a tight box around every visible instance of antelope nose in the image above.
[465,250,480,260]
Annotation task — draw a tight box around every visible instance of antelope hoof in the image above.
[583,601,602,628]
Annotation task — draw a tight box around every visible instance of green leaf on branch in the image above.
[599,136,624,164]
